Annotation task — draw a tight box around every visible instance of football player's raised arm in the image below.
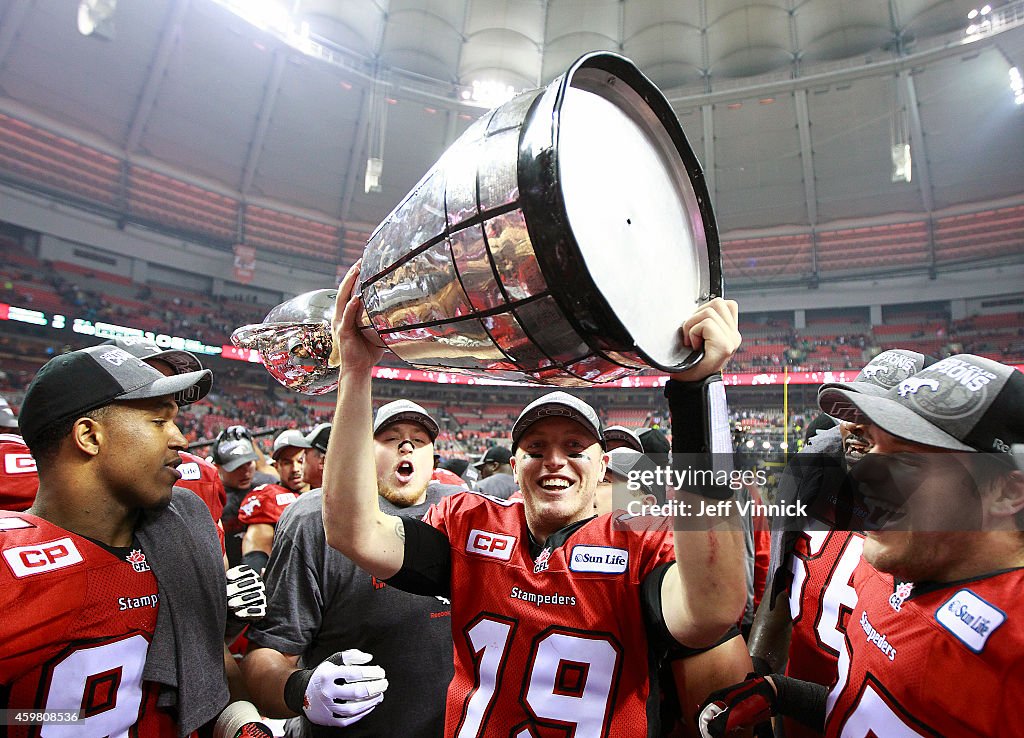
[321,262,405,579]
[660,299,748,648]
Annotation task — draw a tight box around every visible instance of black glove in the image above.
[698,674,777,738]
[219,425,253,443]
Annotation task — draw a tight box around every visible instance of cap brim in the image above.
[150,349,203,374]
[512,409,602,450]
[818,387,974,452]
[374,412,439,441]
[219,452,258,472]
[0,408,17,428]
[119,368,212,404]
[604,433,643,452]
[272,442,310,459]
[818,380,890,398]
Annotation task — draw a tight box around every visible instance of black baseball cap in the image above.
[820,349,937,398]
[0,395,17,429]
[511,392,604,451]
[474,445,513,468]
[604,425,643,453]
[102,337,210,406]
[638,427,670,455]
[19,346,212,448]
[373,401,439,441]
[818,354,1024,455]
[302,423,332,453]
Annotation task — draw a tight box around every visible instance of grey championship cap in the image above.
[302,423,332,453]
[605,448,657,494]
[818,354,1024,455]
[820,349,936,398]
[604,425,644,453]
[212,428,259,472]
[102,336,211,405]
[0,395,18,429]
[19,346,212,448]
[373,400,439,441]
[474,445,513,468]
[511,391,604,451]
[272,428,311,459]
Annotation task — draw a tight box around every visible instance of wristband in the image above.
[772,674,828,732]
[242,550,270,572]
[284,667,314,714]
[665,375,735,500]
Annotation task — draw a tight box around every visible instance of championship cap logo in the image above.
[899,357,997,421]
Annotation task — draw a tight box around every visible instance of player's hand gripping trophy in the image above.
[232,51,723,392]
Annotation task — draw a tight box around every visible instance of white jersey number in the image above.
[838,683,927,737]
[457,616,621,738]
[41,634,149,737]
[789,531,864,655]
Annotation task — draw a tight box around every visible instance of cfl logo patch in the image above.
[466,529,516,561]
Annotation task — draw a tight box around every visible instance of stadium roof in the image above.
[0,0,1022,258]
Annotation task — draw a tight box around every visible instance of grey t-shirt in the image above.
[247,485,458,738]
[473,471,517,500]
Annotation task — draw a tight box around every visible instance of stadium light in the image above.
[209,0,313,54]
[1011,67,1024,106]
[461,80,517,108]
[77,0,116,40]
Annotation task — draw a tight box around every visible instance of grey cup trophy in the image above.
[231,51,722,395]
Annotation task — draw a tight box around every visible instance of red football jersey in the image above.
[784,530,865,738]
[176,450,227,552]
[237,483,300,526]
[423,492,677,738]
[430,468,469,490]
[825,560,1024,737]
[0,433,39,511]
[0,511,179,737]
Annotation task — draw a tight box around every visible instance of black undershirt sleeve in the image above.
[384,516,453,598]
[640,562,741,657]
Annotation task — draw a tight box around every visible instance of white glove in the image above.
[226,564,266,620]
[302,650,389,727]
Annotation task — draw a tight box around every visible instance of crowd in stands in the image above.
[3,234,1023,465]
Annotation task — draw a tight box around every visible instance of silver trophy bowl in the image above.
[232,51,722,394]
